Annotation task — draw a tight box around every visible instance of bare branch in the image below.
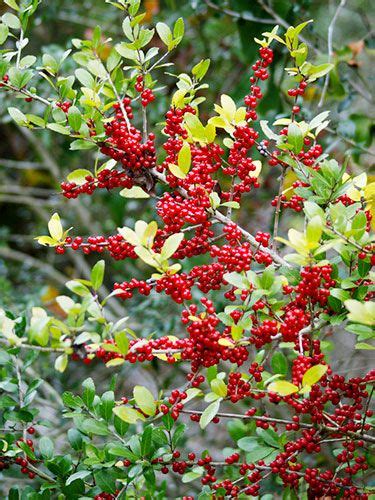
[318,0,347,107]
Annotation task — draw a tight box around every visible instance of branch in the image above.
[272,168,286,251]
[2,81,51,107]
[318,0,347,107]
[213,210,291,267]
[181,409,375,443]
[204,0,273,24]
[180,408,312,428]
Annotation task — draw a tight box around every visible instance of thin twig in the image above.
[16,28,24,69]
[318,0,347,107]
[204,0,273,24]
[272,168,286,251]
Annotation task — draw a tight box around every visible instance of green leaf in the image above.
[17,441,36,460]
[63,392,84,410]
[182,466,204,483]
[268,381,299,396]
[301,364,328,388]
[114,331,129,356]
[271,352,288,376]
[350,212,366,240]
[237,436,258,452]
[113,406,146,423]
[156,22,172,48]
[8,67,33,88]
[133,386,156,416]
[223,272,248,290]
[8,107,27,125]
[287,122,303,154]
[199,400,220,429]
[258,266,275,290]
[257,428,281,449]
[309,111,330,131]
[94,470,117,494]
[67,169,91,186]
[80,418,110,436]
[246,447,276,464]
[91,260,105,290]
[82,378,95,408]
[87,59,107,79]
[67,106,82,131]
[26,114,46,127]
[0,60,9,79]
[47,123,71,135]
[0,24,9,44]
[173,17,185,39]
[66,280,91,297]
[260,120,279,141]
[70,139,97,150]
[141,425,152,456]
[68,429,83,450]
[39,437,54,459]
[100,391,115,421]
[329,288,350,302]
[66,470,91,486]
[108,444,137,460]
[306,216,322,244]
[75,68,95,88]
[47,212,63,240]
[2,12,20,29]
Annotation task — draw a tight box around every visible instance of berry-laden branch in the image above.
[0,1,374,499]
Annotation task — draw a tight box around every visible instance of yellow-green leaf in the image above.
[268,381,299,396]
[231,325,243,341]
[67,168,92,186]
[55,354,68,373]
[35,236,58,247]
[169,162,186,179]
[114,331,129,356]
[302,364,328,388]
[48,213,63,241]
[178,142,191,174]
[134,246,160,268]
[161,233,184,260]
[106,358,125,367]
[211,378,227,398]
[117,227,140,246]
[133,385,156,416]
[345,300,375,326]
[141,221,158,248]
[119,186,150,198]
[113,406,146,423]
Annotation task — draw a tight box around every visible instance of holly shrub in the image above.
[0,0,374,498]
